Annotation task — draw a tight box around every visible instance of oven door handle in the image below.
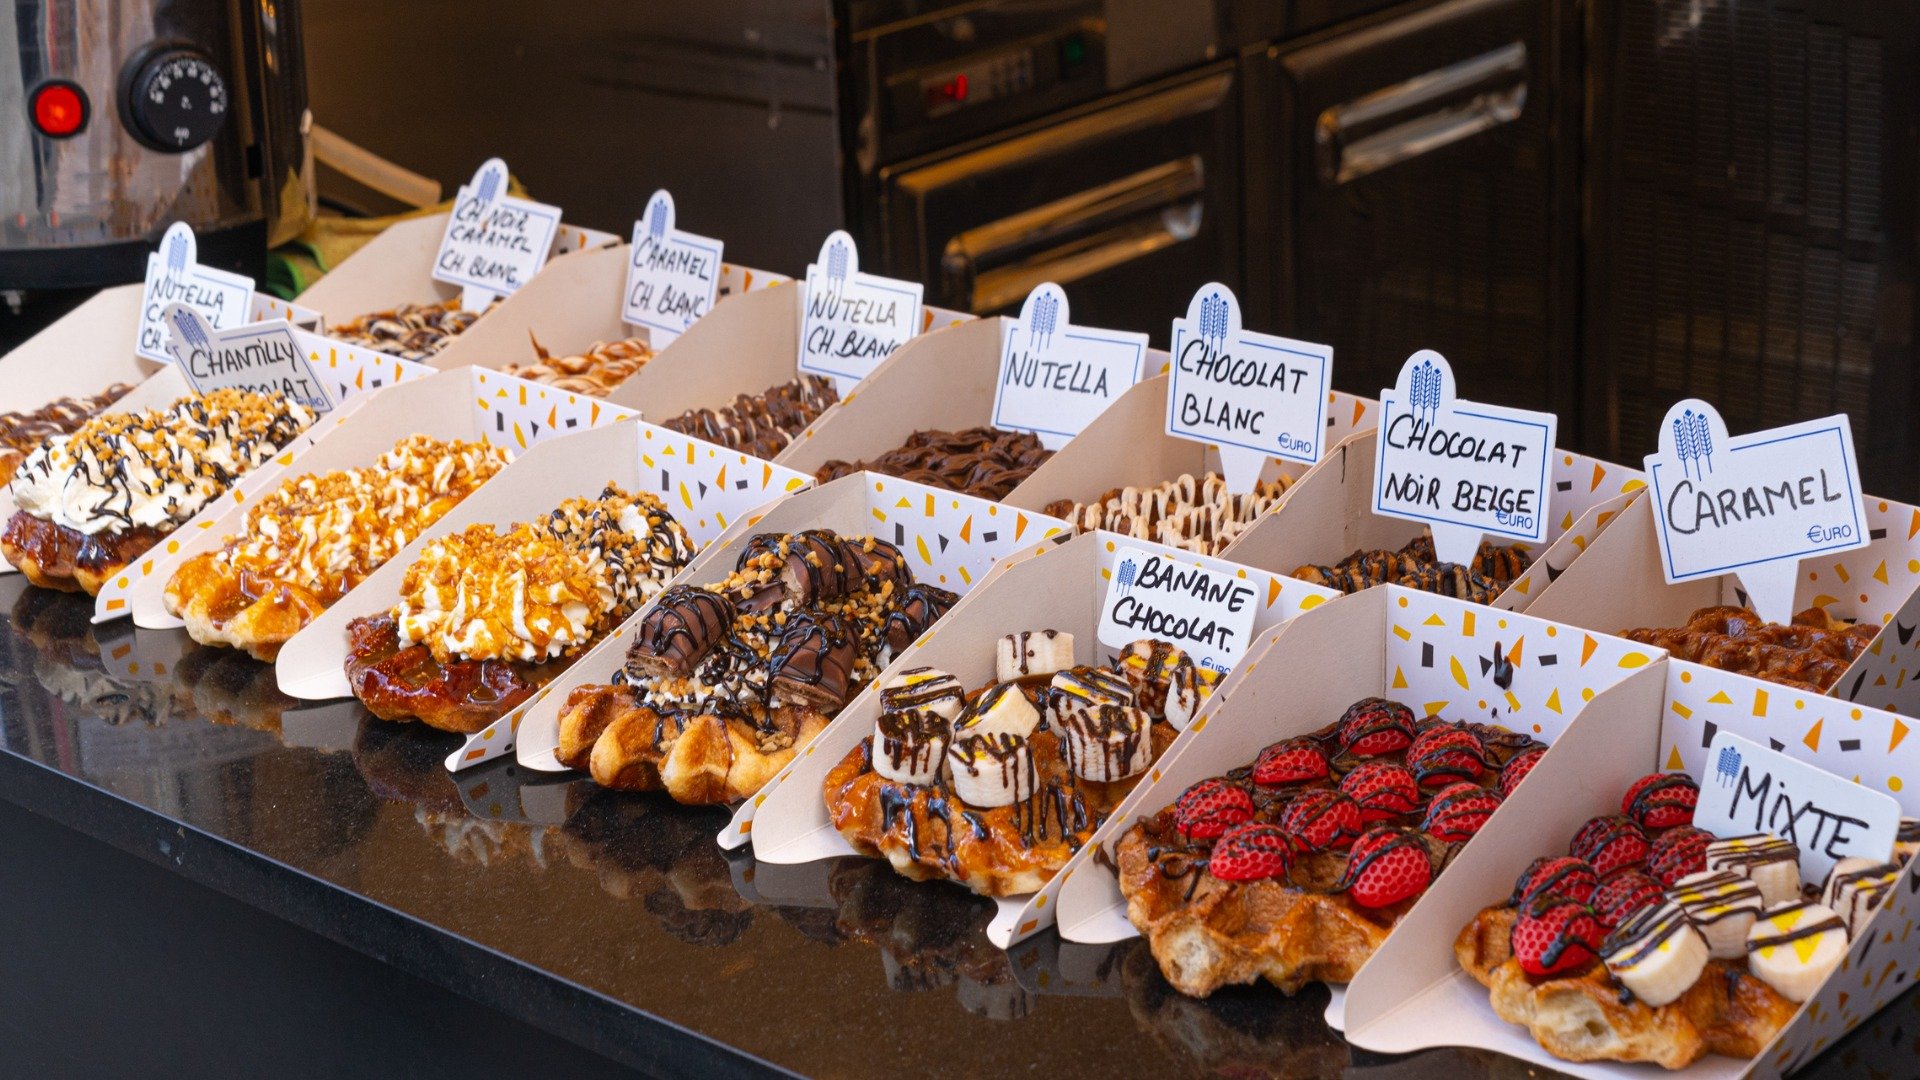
[941,155,1206,312]
[1315,41,1528,187]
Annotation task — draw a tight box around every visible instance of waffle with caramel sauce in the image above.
[166,435,508,661]
[1621,604,1879,693]
[502,335,654,396]
[1116,699,1545,996]
[345,485,695,733]
[2,389,315,594]
[556,530,957,804]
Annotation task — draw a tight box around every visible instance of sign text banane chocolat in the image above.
[1106,556,1255,652]
[1381,414,1537,516]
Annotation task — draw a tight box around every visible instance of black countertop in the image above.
[0,582,1905,1078]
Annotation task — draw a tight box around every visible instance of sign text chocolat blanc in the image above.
[1380,413,1537,515]
[1175,336,1314,437]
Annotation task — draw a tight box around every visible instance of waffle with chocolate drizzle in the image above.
[0,382,136,485]
[2,388,316,594]
[1291,533,1530,604]
[1044,472,1292,556]
[555,529,958,805]
[656,375,839,460]
[815,426,1054,501]
[330,298,486,360]
[501,335,655,396]
[344,484,696,734]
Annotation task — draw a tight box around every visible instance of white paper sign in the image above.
[1095,545,1259,674]
[1165,283,1333,493]
[1372,350,1556,565]
[135,222,257,363]
[432,158,562,311]
[621,189,722,347]
[1695,731,1899,881]
[797,230,924,394]
[162,304,334,414]
[990,283,1147,450]
[1643,400,1868,624]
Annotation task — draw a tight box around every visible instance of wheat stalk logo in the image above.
[1411,359,1443,421]
[1199,291,1229,346]
[825,237,850,293]
[1029,290,1059,349]
[1676,408,1715,479]
[647,196,670,241]
[164,231,190,276]
[171,309,209,350]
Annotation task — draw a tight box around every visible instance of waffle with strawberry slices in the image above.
[1115,697,1545,997]
[1454,770,1819,1070]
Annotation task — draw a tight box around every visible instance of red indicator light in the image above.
[927,73,969,106]
[30,81,89,139]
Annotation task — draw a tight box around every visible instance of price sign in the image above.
[161,304,333,414]
[621,189,722,346]
[1096,545,1259,675]
[990,283,1147,450]
[1372,350,1556,565]
[432,158,562,311]
[1165,283,1332,493]
[135,222,256,363]
[1644,400,1867,624]
[797,230,924,394]
[1695,731,1899,881]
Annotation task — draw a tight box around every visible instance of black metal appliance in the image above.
[0,0,312,289]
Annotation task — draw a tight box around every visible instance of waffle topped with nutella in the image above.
[344,484,696,734]
[816,426,1053,501]
[331,299,485,360]
[657,374,839,460]
[165,435,509,660]
[1045,472,1292,556]
[554,529,961,805]
[2,388,316,594]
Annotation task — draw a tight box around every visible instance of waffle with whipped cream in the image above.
[1044,473,1292,556]
[345,484,696,733]
[165,435,509,661]
[331,298,485,360]
[555,529,959,804]
[0,383,136,486]
[2,388,316,594]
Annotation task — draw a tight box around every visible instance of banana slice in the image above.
[1669,870,1763,960]
[955,682,1041,740]
[1047,666,1133,727]
[947,731,1036,808]
[1746,900,1848,1003]
[1602,899,1707,1007]
[1116,639,1219,729]
[1059,704,1152,783]
[996,630,1074,682]
[1822,857,1902,936]
[872,708,950,785]
[1704,833,1801,906]
[880,666,965,722]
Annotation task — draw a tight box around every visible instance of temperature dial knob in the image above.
[123,47,229,152]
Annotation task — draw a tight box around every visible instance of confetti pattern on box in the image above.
[1390,589,1658,743]
[1325,389,1375,450]
[1805,497,1920,717]
[636,424,811,547]
[863,475,1068,591]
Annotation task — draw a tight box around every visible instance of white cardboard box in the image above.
[1048,584,1664,997]
[480,470,1074,775]
[1219,428,1646,612]
[106,365,639,630]
[1344,655,1920,1078]
[272,415,814,705]
[733,529,1350,947]
[1528,491,1920,716]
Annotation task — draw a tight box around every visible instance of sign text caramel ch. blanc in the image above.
[622,190,722,342]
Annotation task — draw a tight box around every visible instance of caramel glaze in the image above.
[344,614,566,734]
[1,511,166,592]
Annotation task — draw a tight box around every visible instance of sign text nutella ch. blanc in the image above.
[806,290,901,360]
[1381,413,1536,516]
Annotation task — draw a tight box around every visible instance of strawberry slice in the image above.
[1591,867,1663,929]
[1280,788,1362,851]
[1207,822,1297,882]
[1497,747,1544,797]
[1510,894,1605,976]
[1421,781,1502,842]
[1337,825,1433,908]
[1646,825,1712,887]
[1338,760,1420,821]
[1509,855,1598,906]
[1568,814,1650,877]
[1252,737,1329,786]
[1173,777,1254,841]
[1405,724,1489,787]
[1336,697,1417,757]
[1621,772,1699,831]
